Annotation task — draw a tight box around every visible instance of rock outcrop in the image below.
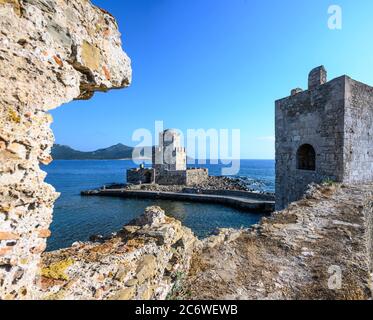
[0,0,131,299]
[39,207,198,300]
[180,184,373,300]
[38,184,373,300]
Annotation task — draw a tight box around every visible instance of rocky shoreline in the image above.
[81,175,275,213]
[39,207,198,300]
[123,175,273,195]
[38,183,373,300]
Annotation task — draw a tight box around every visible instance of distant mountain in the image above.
[52,144,152,160]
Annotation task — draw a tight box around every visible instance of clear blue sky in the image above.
[51,0,373,159]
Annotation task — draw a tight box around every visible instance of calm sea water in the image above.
[43,160,275,251]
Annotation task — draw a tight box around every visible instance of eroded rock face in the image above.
[39,207,199,300]
[0,0,131,299]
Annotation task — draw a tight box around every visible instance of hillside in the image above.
[52,144,152,160]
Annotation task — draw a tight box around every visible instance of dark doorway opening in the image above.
[297,144,316,171]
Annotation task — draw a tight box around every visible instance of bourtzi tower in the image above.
[127,129,208,186]
[153,129,187,171]
[275,66,373,210]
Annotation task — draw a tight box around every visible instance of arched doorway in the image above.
[297,144,316,171]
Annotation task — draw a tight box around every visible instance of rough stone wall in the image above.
[275,75,346,210]
[0,0,131,299]
[127,168,208,187]
[155,170,187,186]
[276,70,373,210]
[344,77,373,183]
[127,168,155,185]
[363,198,373,275]
[308,66,327,90]
[185,169,209,186]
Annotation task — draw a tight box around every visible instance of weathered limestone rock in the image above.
[0,0,131,299]
[181,184,373,300]
[39,207,199,300]
[134,206,166,228]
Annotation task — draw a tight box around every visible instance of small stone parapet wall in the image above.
[126,168,209,186]
[152,168,208,186]
[38,207,199,300]
[127,168,155,184]
[154,170,187,186]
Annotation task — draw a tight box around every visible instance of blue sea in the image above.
[43,160,275,251]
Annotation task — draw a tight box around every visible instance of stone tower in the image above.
[154,129,187,171]
[129,129,207,186]
[275,66,373,210]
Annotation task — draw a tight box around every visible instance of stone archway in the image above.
[0,0,131,299]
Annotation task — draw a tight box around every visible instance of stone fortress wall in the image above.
[276,66,373,210]
[127,168,209,186]
[344,78,373,183]
[127,168,155,185]
[154,169,187,186]
[363,198,373,275]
